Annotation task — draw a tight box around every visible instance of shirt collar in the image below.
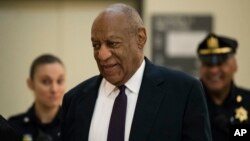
[125,59,145,94]
[102,80,117,97]
[26,104,61,127]
[102,59,146,96]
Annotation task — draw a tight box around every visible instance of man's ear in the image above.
[137,27,147,49]
[27,78,34,90]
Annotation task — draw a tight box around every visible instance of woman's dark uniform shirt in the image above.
[8,105,61,141]
[0,115,20,141]
[204,82,250,141]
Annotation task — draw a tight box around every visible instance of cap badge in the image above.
[207,36,219,49]
[235,106,248,123]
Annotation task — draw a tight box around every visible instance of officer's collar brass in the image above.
[236,95,242,103]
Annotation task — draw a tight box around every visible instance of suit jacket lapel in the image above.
[72,59,167,141]
[129,58,167,141]
[75,76,103,141]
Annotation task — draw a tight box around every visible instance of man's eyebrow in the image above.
[108,36,123,40]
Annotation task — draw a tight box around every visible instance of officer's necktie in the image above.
[107,85,127,141]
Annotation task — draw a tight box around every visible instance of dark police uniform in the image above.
[0,115,20,141]
[197,33,250,141]
[204,82,250,141]
[8,105,61,141]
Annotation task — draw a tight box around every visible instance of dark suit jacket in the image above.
[61,58,212,141]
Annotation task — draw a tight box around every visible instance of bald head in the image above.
[93,3,144,34]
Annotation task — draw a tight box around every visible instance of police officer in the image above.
[197,33,250,141]
[8,54,66,141]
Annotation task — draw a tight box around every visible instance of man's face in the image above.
[199,56,237,92]
[91,12,145,86]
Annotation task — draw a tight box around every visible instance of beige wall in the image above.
[144,0,250,89]
[0,1,134,118]
[0,0,250,118]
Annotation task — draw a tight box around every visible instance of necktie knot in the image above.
[118,85,126,93]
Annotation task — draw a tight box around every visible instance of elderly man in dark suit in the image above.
[61,3,212,141]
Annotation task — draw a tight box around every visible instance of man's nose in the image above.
[97,45,112,61]
[208,65,220,74]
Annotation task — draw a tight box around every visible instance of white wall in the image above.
[144,0,250,89]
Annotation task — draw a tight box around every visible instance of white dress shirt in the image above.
[88,60,145,141]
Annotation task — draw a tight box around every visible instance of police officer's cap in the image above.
[197,33,238,65]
